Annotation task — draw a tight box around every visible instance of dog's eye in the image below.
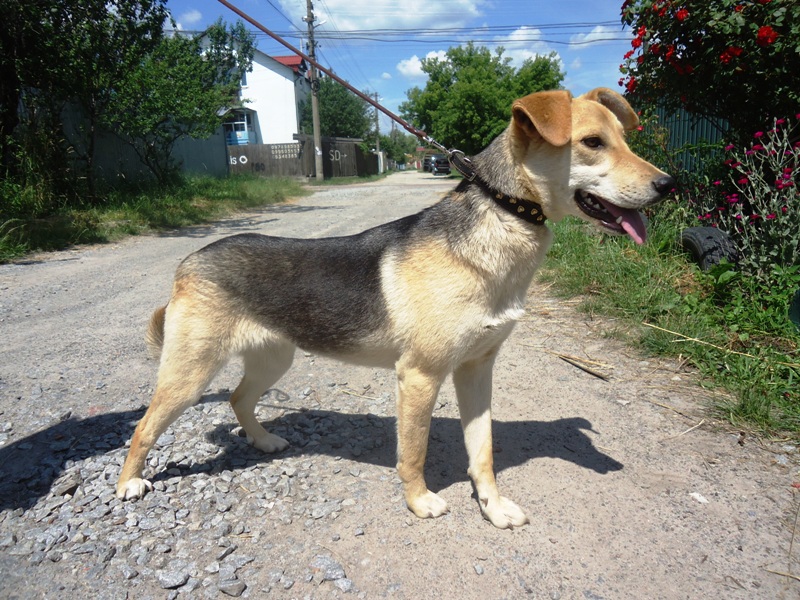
[582,137,604,149]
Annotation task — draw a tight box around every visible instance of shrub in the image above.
[697,116,800,285]
[621,0,800,143]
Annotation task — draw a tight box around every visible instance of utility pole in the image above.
[304,0,324,181]
[373,93,381,151]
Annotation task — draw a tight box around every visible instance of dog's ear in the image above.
[511,90,572,147]
[582,87,640,131]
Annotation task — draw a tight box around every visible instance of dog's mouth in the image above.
[574,190,647,245]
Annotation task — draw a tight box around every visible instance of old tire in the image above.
[680,227,739,271]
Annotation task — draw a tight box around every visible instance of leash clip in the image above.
[447,149,477,182]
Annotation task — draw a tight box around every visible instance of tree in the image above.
[399,43,564,155]
[379,130,418,164]
[0,0,169,195]
[104,21,255,183]
[300,75,373,139]
[621,0,800,140]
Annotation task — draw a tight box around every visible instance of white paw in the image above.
[117,478,153,501]
[250,432,289,453]
[407,490,450,519]
[481,495,529,529]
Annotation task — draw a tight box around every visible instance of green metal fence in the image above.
[655,106,728,172]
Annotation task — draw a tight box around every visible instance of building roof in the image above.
[272,55,308,75]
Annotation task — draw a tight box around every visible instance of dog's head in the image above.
[510,87,674,245]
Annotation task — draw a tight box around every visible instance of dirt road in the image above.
[0,171,798,599]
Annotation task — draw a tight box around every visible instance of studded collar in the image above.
[450,151,547,226]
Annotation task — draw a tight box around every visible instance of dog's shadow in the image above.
[0,393,622,511]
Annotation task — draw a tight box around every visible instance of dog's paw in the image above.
[250,432,289,453]
[481,496,529,529]
[116,478,153,501]
[407,490,449,519]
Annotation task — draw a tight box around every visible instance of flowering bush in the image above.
[698,116,800,282]
[621,0,800,141]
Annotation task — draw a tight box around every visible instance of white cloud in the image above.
[381,72,392,80]
[570,25,625,48]
[397,51,448,79]
[278,0,483,31]
[490,27,556,66]
[175,9,203,30]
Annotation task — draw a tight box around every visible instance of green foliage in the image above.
[399,43,564,154]
[695,118,800,283]
[104,21,255,184]
[542,216,800,434]
[0,176,308,262]
[300,76,373,139]
[380,131,418,164]
[0,0,170,196]
[621,0,800,142]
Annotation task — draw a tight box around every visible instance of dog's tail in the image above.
[145,305,167,360]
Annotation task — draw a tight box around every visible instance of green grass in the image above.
[0,175,309,262]
[540,215,800,436]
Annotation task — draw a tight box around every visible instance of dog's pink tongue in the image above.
[601,202,647,245]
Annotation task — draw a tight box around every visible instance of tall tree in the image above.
[0,0,169,191]
[400,43,564,155]
[300,75,373,139]
[104,21,255,183]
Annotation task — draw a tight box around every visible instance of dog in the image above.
[116,87,673,528]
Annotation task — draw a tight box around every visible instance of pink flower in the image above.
[725,144,736,151]
[713,180,722,186]
[738,177,749,184]
[754,131,764,138]
[766,213,776,220]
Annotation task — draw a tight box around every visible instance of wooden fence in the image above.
[227,135,380,179]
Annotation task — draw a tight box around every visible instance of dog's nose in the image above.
[652,175,676,196]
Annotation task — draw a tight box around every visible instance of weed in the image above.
[0,175,308,261]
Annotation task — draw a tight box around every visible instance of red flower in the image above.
[625,77,638,94]
[720,46,743,64]
[756,26,779,47]
[676,8,689,21]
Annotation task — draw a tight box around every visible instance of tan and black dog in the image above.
[117,88,673,528]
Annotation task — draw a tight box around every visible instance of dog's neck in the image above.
[451,135,548,226]
[456,178,547,226]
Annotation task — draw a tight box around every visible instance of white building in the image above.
[222,51,310,146]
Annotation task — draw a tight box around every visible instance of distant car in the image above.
[422,156,432,172]
[430,154,451,176]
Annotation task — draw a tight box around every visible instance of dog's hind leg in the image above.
[395,359,449,519]
[229,342,294,453]
[117,307,228,500]
[454,349,529,529]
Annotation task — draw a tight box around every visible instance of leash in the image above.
[216,0,547,225]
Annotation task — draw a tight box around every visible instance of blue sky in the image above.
[166,0,634,131]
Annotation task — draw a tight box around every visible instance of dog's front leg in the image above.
[454,351,529,528]
[395,360,448,519]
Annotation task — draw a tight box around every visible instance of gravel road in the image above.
[0,170,798,599]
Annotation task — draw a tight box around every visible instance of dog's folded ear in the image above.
[512,90,572,147]
[582,87,640,131]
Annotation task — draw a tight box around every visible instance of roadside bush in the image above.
[697,116,800,284]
